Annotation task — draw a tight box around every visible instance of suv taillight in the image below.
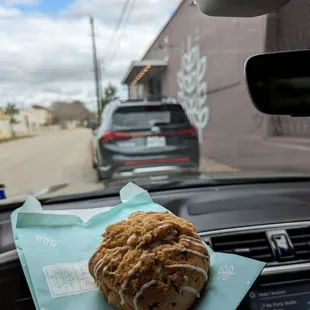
[102,127,197,143]
[179,127,197,136]
[102,131,132,143]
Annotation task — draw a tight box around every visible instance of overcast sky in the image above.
[0,0,181,111]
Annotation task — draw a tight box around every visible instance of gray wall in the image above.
[139,0,310,172]
[142,0,271,168]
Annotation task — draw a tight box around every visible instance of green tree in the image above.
[100,84,117,118]
[5,103,19,137]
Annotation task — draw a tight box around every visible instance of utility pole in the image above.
[89,16,101,123]
[98,59,103,115]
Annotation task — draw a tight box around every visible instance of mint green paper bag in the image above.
[11,183,265,310]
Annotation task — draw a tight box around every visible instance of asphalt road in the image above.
[0,129,103,198]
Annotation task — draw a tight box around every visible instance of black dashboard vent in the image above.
[287,226,310,260]
[0,261,35,310]
[210,231,274,262]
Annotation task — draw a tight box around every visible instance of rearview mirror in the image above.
[196,0,289,17]
[245,50,310,116]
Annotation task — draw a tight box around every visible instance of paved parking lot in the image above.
[200,157,238,173]
[0,129,237,198]
[0,129,102,197]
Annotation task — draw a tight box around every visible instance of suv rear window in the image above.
[112,104,189,130]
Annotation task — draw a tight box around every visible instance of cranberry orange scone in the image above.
[89,211,210,310]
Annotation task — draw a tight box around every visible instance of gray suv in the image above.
[92,99,200,181]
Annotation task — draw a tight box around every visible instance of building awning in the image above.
[122,60,168,85]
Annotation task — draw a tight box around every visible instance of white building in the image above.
[0,105,54,139]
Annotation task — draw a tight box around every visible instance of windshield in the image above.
[0,0,306,200]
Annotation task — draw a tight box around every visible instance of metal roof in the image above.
[121,60,168,85]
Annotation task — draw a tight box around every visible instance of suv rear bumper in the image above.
[98,156,199,180]
[113,164,198,179]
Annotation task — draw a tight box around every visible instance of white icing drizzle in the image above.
[93,246,130,279]
[119,253,155,305]
[127,234,137,246]
[119,261,142,305]
[103,264,110,273]
[165,264,208,282]
[133,280,156,310]
[103,257,120,275]
[163,248,208,259]
[181,235,200,242]
[110,245,130,257]
[180,238,206,250]
[157,224,171,230]
[93,259,105,278]
[180,286,200,298]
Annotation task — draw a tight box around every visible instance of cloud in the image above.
[0,4,21,16]
[0,0,40,6]
[65,0,180,25]
[0,0,181,109]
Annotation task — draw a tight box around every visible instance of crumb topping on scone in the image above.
[89,211,210,310]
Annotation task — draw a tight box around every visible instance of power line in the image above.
[102,0,132,57]
[105,0,136,69]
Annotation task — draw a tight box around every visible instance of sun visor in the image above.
[195,0,290,17]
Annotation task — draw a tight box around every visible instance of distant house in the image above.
[1,100,95,137]
[51,101,95,129]
[0,112,11,138]
[0,108,35,138]
[0,105,55,138]
[27,105,53,128]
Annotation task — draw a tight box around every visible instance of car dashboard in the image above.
[1,181,310,309]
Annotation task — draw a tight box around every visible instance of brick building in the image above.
[122,0,310,172]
